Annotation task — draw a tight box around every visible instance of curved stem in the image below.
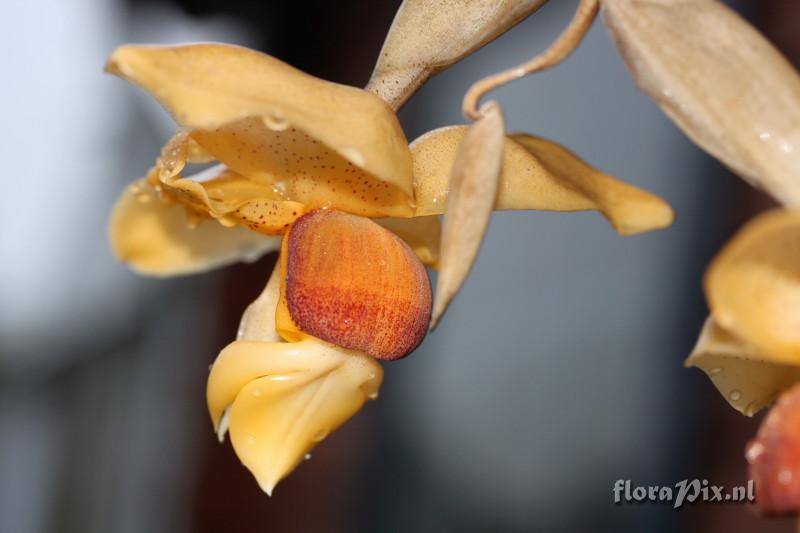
[462,0,600,120]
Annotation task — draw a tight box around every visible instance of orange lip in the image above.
[279,209,431,360]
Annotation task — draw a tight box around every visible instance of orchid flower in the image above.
[105,38,672,494]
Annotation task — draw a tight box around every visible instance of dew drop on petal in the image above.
[709,367,723,376]
[729,390,742,402]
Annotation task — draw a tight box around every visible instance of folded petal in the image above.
[410,126,674,234]
[106,44,414,215]
[109,179,279,276]
[207,338,382,495]
[432,102,505,328]
[686,318,800,416]
[705,209,800,365]
[367,0,548,109]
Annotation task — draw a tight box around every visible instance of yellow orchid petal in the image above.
[367,0,548,109]
[208,339,382,495]
[376,215,441,267]
[433,102,505,328]
[106,44,414,216]
[150,132,309,234]
[685,318,800,416]
[705,209,800,365]
[109,179,279,276]
[190,118,413,218]
[410,126,674,234]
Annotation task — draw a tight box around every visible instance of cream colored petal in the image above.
[106,44,414,204]
[603,0,800,207]
[367,0,548,109]
[686,318,800,416]
[109,179,279,277]
[376,215,441,267]
[432,102,505,328]
[410,126,674,234]
[208,339,382,495]
[705,209,800,365]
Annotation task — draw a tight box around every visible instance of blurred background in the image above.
[1,0,798,531]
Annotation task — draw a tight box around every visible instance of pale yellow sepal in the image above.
[106,43,415,210]
[686,318,800,417]
[367,0,548,109]
[109,179,279,276]
[207,338,382,495]
[705,209,800,365]
[410,126,674,234]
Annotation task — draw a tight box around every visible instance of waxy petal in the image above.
[706,210,800,366]
[106,44,414,211]
[278,210,432,360]
[685,318,800,416]
[604,0,800,206]
[109,179,279,276]
[432,102,505,328]
[367,0,548,109]
[410,127,674,234]
[207,339,382,495]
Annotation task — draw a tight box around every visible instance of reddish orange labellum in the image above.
[279,209,431,360]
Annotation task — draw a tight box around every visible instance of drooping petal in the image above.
[276,210,432,361]
[603,0,800,206]
[207,338,382,495]
[410,126,674,234]
[366,0,548,109]
[685,318,800,416]
[705,209,800,365]
[376,215,441,267]
[432,102,505,328]
[106,44,414,215]
[109,179,279,276]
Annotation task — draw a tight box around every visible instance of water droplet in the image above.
[272,180,288,197]
[252,388,262,397]
[304,453,312,461]
[341,147,365,167]
[265,112,289,131]
[744,401,760,416]
[312,429,328,442]
[779,468,794,485]
[368,392,378,400]
[746,441,765,463]
[709,367,722,376]
[729,390,742,402]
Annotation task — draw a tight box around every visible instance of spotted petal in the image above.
[106,43,414,217]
